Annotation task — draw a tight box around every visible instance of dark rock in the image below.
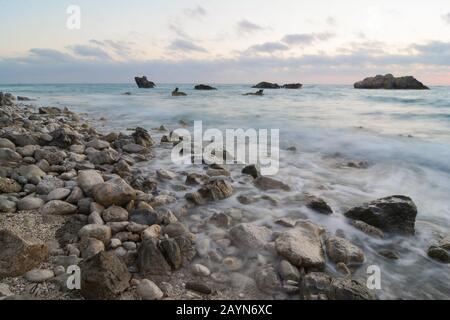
[185,282,212,294]
[305,194,333,214]
[39,107,61,115]
[80,251,131,300]
[129,209,157,225]
[137,238,172,276]
[282,83,303,89]
[242,164,260,179]
[0,229,48,278]
[172,88,187,96]
[132,127,155,147]
[186,178,234,205]
[159,238,182,270]
[253,82,281,89]
[194,84,217,90]
[243,90,264,96]
[254,176,290,191]
[427,246,450,264]
[354,74,429,90]
[49,128,81,148]
[344,195,417,235]
[135,76,155,88]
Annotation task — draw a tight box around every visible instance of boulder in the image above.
[275,220,325,269]
[282,83,303,89]
[80,251,131,300]
[427,246,450,264]
[344,195,417,235]
[137,238,172,276]
[354,74,429,90]
[0,177,22,193]
[186,178,234,205]
[304,194,333,215]
[0,229,48,278]
[80,238,105,259]
[46,188,71,201]
[49,128,81,148]
[135,76,155,89]
[254,176,290,191]
[87,148,120,165]
[242,164,260,179]
[253,82,281,89]
[159,238,182,270]
[92,178,136,207]
[41,200,77,215]
[78,224,112,244]
[194,84,217,90]
[102,206,129,222]
[229,223,272,250]
[325,236,365,265]
[132,127,155,147]
[77,170,104,195]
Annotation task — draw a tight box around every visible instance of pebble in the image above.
[191,263,211,277]
[136,279,164,300]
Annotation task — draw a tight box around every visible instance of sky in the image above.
[0,0,449,84]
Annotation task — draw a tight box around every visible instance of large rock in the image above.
[354,74,429,90]
[275,220,325,269]
[80,251,131,300]
[132,127,155,147]
[344,195,417,235]
[78,170,104,195]
[102,206,129,222]
[229,223,272,250]
[0,229,48,278]
[135,76,155,88]
[253,82,281,89]
[87,148,120,165]
[137,238,172,276]
[194,84,217,90]
[254,176,290,191]
[78,224,112,244]
[282,83,303,89]
[301,272,375,300]
[325,236,365,265]
[92,178,136,207]
[41,200,77,215]
[186,178,234,205]
[49,128,81,149]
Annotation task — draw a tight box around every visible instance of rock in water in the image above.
[0,229,48,278]
[254,176,290,191]
[344,195,417,235]
[325,236,365,265]
[282,83,303,89]
[275,220,325,269]
[194,84,217,90]
[427,246,450,264]
[80,251,131,300]
[135,76,155,88]
[137,238,172,276]
[354,74,429,90]
[229,223,272,250]
[253,82,281,89]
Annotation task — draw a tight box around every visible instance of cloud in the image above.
[168,23,193,40]
[184,6,207,19]
[237,20,265,34]
[326,16,337,26]
[442,13,450,24]
[282,32,335,46]
[70,45,111,60]
[89,39,134,57]
[167,39,208,53]
[246,42,289,54]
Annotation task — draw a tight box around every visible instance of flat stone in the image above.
[41,200,77,215]
[24,269,54,283]
[46,188,71,201]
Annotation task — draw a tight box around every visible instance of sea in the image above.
[1,83,449,299]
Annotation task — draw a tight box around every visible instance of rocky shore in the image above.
[1,91,448,300]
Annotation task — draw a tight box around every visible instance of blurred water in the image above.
[1,83,449,299]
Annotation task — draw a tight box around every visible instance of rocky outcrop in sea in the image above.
[354,74,429,90]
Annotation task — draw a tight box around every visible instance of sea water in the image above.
[1,83,449,299]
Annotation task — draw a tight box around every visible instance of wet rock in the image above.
[229,223,272,250]
[0,148,22,161]
[0,229,48,278]
[185,173,208,185]
[254,176,290,191]
[87,148,120,165]
[137,238,172,276]
[132,127,155,147]
[78,224,112,244]
[275,220,325,269]
[107,222,129,234]
[80,251,131,300]
[17,197,45,211]
[92,178,136,207]
[159,238,182,270]
[253,82,281,89]
[157,169,177,180]
[39,106,61,114]
[344,195,417,235]
[282,83,303,89]
[255,266,280,293]
[305,194,333,215]
[24,269,54,283]
[378,249,399,260]
[209,212,231,227]
[122,143,147,154]
[186,178,234,205]
[350,220,384,239]
[325,236,365,265]
[278,260,301,282]
[135,76,155,89]
[185,282,212,295]
[194,84,217,90]
[427,246,450,264]
[41,200,77,215]
[80,238,105,259]
[77,197,93,215]
[161,222,188,238]
[137,279,164,300]
[301,272,375,300]
[439,236,450,250]
[242,164,260,179]
[77,170,104,195]
[0,177,22,193]
[129,209,157,225]
[46,188,71,201]
[354,74,429,90]
[102,206,129,222]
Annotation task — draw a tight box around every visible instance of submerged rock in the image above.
[354,74,429,90]
[344,195,417,235]
[325,236,365,265]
